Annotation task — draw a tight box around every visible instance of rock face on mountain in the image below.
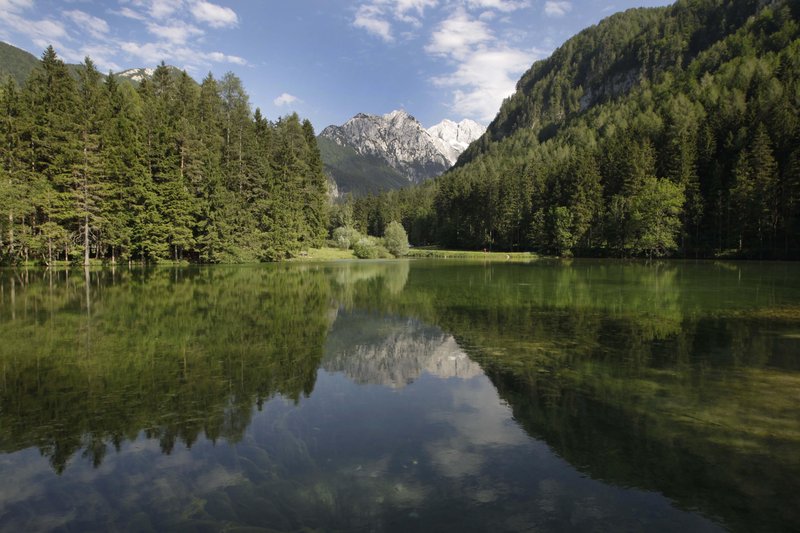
[318,110,485,195]
[321,110,449,184]
[427,119,485,166]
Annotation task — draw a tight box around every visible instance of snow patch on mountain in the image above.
[116,67,155,82]
[427,119,485,166]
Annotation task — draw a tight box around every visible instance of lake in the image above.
[0,260,798,532]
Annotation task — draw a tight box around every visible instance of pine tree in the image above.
[100,73,144,262]
[25,46,81,263]
[301,119,329,247]
[748,124,779,253]
[263,114,307,259]
[194,73,225,261]
[76,57,107,265]
[134,77,169,260]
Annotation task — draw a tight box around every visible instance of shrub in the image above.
[332,226,364,250]
[353,237,392,259]
[383,221,409,257]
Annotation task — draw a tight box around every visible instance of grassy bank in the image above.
[291,247,357,261]
[407,248,537,261]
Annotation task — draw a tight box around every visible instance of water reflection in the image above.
[0,260,798,531]
[324,311,481,387]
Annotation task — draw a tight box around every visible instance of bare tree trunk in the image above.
[84,213,90,266]
[7,209,13,259]
[83,144,90,267]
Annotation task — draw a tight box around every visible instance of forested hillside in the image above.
[350,0,800,258]
[317,135,410,195]
[0,46,328,264]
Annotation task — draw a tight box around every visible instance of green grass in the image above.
[292,247,538,262]
[292,247,357,261]
[407,248,537,261]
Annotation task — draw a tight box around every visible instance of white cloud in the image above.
[354,4,393,42]
[353,0,439,40]
[1,9,69,46]
[433,46,541,121]
[63,10,110,40]
[146,21,204,45]
[391,0,438,25]
[544,1,572,17]
[273,93,300,107]
[0,0,32,13]
[467,0,529,12]
[425,8,492,60]
[149,0,182,19]
[55,42,122,72]
[120,39,245,70]
[190,0,238,28]
[423,5,546,122]
[117,7,147,21]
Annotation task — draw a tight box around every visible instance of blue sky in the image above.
[0,0,671,130]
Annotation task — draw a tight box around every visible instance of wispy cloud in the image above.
[145,21,204,45]
[467,0,529,12]
[354,4,393,41]
[353,0,439,41]
[0,0,33,13]
[425,7,544,122]
[148,0,182,19]
[544,1,572,17]
[425,8,492,60]
[273,92,299,107]
[63,10,110,40]
[432,44,543,122]
[190,0,238,28]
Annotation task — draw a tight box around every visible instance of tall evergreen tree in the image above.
[25,46,81,263]
[76,57,107,265]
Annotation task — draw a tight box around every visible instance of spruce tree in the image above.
[25,46,81,262]
[77,57,107,265]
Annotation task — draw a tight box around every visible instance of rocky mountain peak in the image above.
[319,110,485,187]
[427,118,486,166]
[320,110,450,184]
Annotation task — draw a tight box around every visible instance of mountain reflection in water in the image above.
[0,260,798,532]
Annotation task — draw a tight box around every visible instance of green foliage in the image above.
[383,220,409,257]
[332,226,363,250]
[626,177,685,257]
[0,49,328,264]
[352,237,390,259]
[317,135,409,196]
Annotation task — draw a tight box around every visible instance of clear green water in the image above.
[0,260,798,532]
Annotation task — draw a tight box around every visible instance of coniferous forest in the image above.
[346,0,800,259]
[0,46,329,264]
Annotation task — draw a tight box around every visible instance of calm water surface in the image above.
[0,260,798,532]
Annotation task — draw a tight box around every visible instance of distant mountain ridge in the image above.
[319,110,484,196]
[0,41,187,87]
[0,41,84,84]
